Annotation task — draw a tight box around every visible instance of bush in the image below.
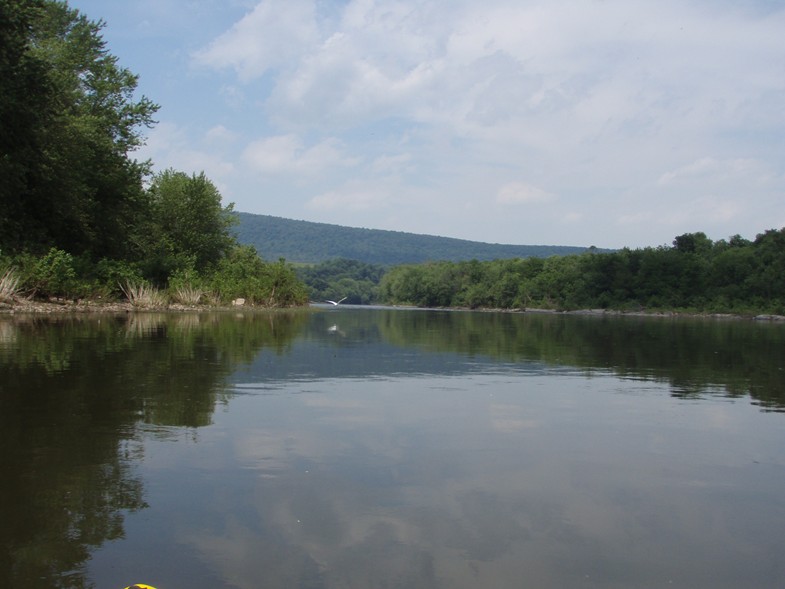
[29,248,78,299]
[207,246,308,306]
[92,259,145,299]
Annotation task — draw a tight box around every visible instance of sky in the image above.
[67,0,784,249]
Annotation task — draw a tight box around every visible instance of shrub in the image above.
[29,248,78,298]
[94,259,145,298]
[206,246,309,306]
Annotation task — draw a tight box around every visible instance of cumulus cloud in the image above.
[185,0,785,247]
[306,181,391,212]
[242,134,360,175]
[658,157,720,185]
[198,0,784,138]
[193,0,319,81]
[496,182,555,205]
[138,122,235,191]
[306,188,385,211]
[371,153,413,175]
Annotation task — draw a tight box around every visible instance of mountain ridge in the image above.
[235,212,603,265]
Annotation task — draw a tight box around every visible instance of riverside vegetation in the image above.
[2,1,783,316]
[294,229,785,317]
[378,230,785,315]
[0,0,308,310]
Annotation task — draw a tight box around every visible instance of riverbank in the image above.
[523,307,785,321]
[398,304,785,322]
[3,297,784,322]
[0,297,293,315]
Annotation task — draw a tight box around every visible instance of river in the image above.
[1,308,783,588]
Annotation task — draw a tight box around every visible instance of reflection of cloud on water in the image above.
[489,403,540,433]
[173,376,571,588]
[170,374,774,588]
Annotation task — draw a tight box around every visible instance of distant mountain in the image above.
[235,212,603,265]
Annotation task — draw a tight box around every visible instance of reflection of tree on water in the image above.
[0,311,308,588]
[377,311,785,411]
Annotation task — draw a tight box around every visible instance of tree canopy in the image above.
[1,0,158,260]
[142,169,237,282]
[379,230,785,315]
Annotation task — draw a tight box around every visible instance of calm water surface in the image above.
[1,308,784,588]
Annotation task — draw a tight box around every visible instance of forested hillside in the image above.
[235,213,599,265]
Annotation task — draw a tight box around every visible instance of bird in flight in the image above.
[325,297,347,305]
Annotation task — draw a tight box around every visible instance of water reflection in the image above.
[1,309,784,588]
[248,309,785,411]
[100,376,784,588]
[0,311,308,589]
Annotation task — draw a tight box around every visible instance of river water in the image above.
[1,308,783,588]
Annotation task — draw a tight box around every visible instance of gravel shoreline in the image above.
[2,298,784,322]
[0,298,249,315]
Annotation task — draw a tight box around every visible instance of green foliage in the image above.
[207,246,309,307]
[380,229,785,314]
[0,0,158,259]
[0,2,313,308]
[26,247,78,298]
[297,258,386,303]
[143,169,237,282]
[92,258,144,297]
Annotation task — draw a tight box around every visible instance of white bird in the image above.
[325,297,347,305]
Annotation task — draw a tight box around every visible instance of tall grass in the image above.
[0,267,21,302]
[173,284,203,305]
[120,281,166,307]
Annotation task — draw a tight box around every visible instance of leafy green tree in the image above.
[673,232,713,255]
[0,0,158,259]
[143,169,237,282]
[1,0,50,246]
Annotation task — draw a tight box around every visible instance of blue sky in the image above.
[68,0,784,248]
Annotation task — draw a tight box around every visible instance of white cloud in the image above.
[242,134,360,175]
[136,122,236,196]
[193,0,319,81]
[306,181,391,212]
[371,153,413,175]
[496,182,555,205]
[658,157,720,185]
[179,0,785,247]
[205,125,239,145]
[658,157,776,189]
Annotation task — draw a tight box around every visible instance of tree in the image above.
[144,169,237,282]
[0,0,158,258]
[1,0,52,248]
[672,232,713,255]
